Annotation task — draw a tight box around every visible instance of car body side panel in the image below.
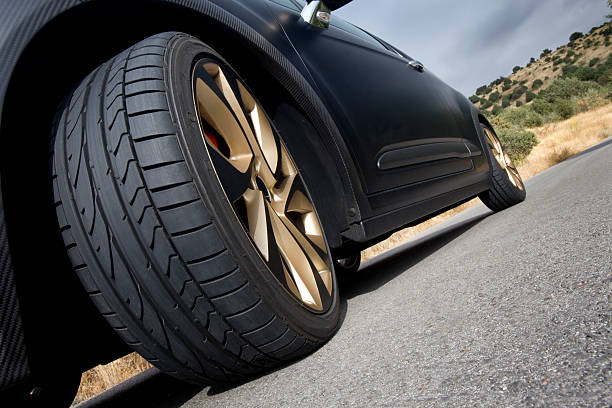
[268,2,489,218]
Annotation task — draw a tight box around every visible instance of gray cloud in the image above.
[336,0,609,95]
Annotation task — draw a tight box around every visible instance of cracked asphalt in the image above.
[80,138,611,408]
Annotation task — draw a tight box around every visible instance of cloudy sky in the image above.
[336,0,609,96]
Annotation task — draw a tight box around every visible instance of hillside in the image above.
[471,23,612,113]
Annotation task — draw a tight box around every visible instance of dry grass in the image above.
[72,104,612,405]
[518,103,612,179]
[363,103,612,261]
[72,353,151,405]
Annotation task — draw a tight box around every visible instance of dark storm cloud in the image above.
[336,0,609,95]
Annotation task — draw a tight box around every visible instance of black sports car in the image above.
[0,0,525,405]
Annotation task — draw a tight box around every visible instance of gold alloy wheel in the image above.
[483,127,524,191]
[192,59,333,312]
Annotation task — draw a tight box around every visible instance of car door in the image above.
[267,0,482,211]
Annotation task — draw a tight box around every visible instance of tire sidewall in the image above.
[164,35,340,341]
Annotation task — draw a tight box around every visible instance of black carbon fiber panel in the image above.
[0,182,30,391]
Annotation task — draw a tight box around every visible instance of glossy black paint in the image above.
[0,0,491,393]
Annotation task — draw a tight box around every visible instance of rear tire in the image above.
[51,32,340,385]
[479,124,526,212]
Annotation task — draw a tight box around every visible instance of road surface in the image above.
[80,138,611,407]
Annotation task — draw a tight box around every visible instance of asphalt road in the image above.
[79,138,611,408]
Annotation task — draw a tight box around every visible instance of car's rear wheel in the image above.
[51,32,340,385]
[479,124,526,212]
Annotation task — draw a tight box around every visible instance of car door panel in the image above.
[269,1,485,211]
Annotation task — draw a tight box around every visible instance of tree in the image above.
[488,91,501,103]
[569,32,583,42]
[526,91,536,103]
[510,85,527,101]
[512,66,522,73]
[502,94,511,108]
[540,48,552,58]
[532,79,544,90]
[476,85,490,96]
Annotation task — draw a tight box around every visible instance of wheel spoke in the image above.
[194,77,252,173]
[287,190,327,252]
[202,63,279,185]
[243,188,269,261]
[267,201,323,310]
[238,82,280,175]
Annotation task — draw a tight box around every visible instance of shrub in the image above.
[589,57,600,67]
[481,99,493,109]
[552,99,575,119]
[574,67,599,81]
[526,91,536,103]
[510,85,527,101]
[469,95,480,104]
[501,94,511,108]
[531,99,554,116]
[562,64,579,77]
[489,117,538,163]
[540,48,552,58]
[476,85,492,96]
[502,83,511,91]
[545,57,552,62]
[489,77,505,87]
[538,78,598,102]
[532,79,544,90]
[500,107,543,128]
[512,66,522,73]
[516,101,523,107]
[503,77,512,87]
[492,104,503,115]
[488,91,501,103]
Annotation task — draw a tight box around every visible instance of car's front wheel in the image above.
[51,32,340,384]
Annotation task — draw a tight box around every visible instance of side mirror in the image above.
[300,1,332,29]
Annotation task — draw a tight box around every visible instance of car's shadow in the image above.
[76,208,490,408]
[339,208,489,299]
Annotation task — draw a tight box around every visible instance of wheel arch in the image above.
[0,0,358,391]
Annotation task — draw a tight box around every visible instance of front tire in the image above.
[479,124,526,212]
[51,32,340,385]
